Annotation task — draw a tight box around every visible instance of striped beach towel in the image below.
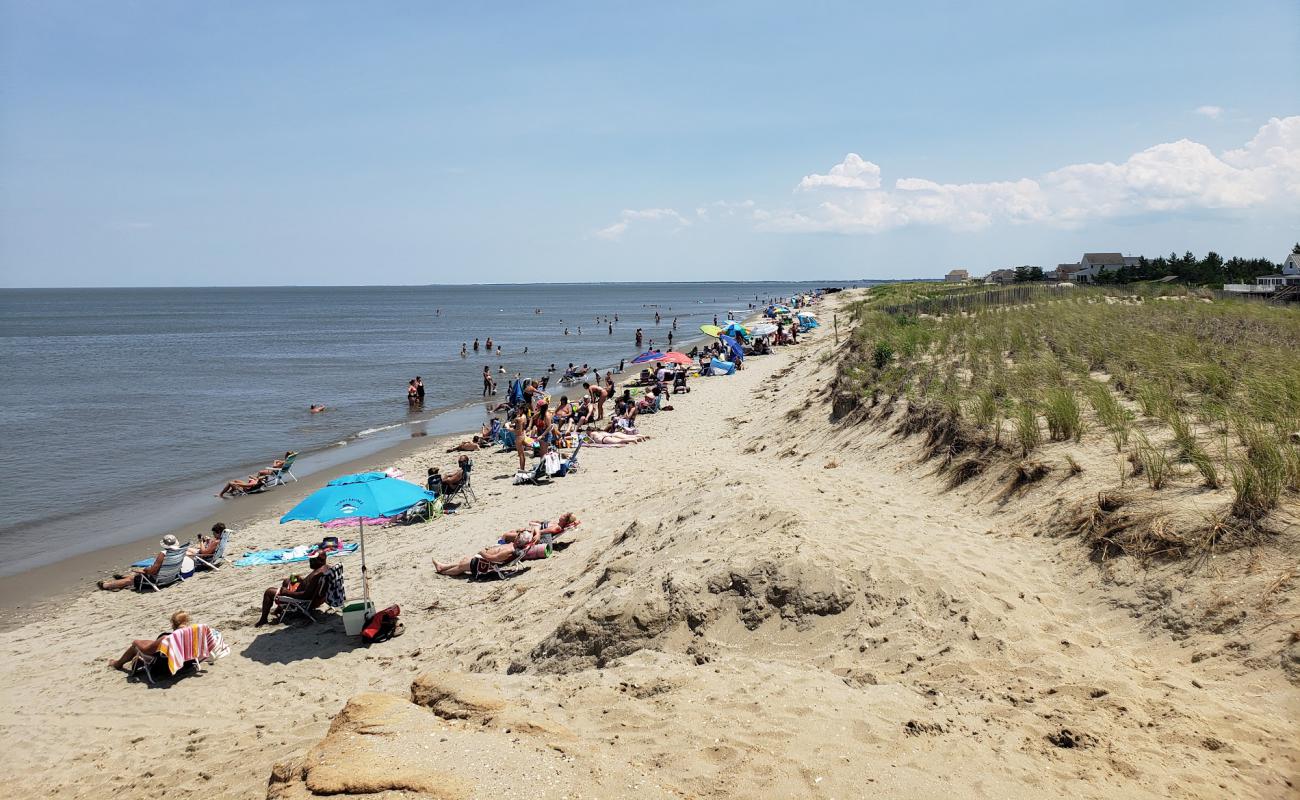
[158,624,230,675]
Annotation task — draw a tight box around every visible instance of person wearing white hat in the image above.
[98,535,183,592]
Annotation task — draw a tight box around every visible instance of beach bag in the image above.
[361,604,401,645]
[543,451,562,476]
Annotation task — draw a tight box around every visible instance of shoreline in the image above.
[0,305,776,629]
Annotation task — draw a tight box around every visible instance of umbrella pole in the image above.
[359,518,370,602]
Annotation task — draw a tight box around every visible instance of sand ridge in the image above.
[1,289,1296,799]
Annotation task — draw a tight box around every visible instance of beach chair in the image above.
[442,459,477,507]
[129,624,228,685]
[138,546,190,592]
[193,532,229,571]
[468,550,527,581]
[555,440,583,477]
[404,495,444,524]
[264,453,299,487]
[277,563,344,624]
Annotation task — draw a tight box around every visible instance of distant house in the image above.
[1047,263,1079,281]
[1224,250,1300,295]
[945,269,969,283]
[985,268,1017,285]
[1071,253,1127,284]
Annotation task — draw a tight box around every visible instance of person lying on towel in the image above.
[255,552,329,627]
[107,610,191,671]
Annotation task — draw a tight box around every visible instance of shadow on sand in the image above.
[240,616,363,664]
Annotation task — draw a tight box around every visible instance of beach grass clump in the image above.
[1133,434,1172,490]
[1043,387,1084,442]
[1084,380,1132,451]
[1014,403,1041,455]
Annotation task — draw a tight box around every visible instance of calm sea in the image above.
[0,281,851,574]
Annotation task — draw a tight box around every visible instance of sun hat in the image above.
[160,534,181,550]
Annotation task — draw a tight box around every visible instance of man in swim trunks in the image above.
[256,552,329,626]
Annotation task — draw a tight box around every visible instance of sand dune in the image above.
[1,289,1296,799]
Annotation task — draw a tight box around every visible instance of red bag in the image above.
[361,604,401,644]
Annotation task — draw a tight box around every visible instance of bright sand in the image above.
[1,289,1296,799]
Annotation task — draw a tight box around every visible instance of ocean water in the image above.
[0,281,846,574]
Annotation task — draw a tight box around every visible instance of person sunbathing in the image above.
[256,552,329,626]
[445,435,484,453]
[218,474,267,498]
[108,610,191,672]
[433,541,523,576]
[499,512,580,543]
[256,451,297,475]
[98,534,185,591]
[585,428,648,445]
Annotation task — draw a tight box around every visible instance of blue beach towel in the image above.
[232,542,359,567]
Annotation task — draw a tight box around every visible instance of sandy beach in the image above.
[0,288,1296,799]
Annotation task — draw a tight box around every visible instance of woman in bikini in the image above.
[499,512,580,543]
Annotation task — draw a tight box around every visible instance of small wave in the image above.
[357,423,404,437]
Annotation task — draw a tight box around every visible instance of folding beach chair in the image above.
[129,624,228,685]
[277,564,344,624]
[442,459,477,507]
[264,453,299,487]
[404,495,444,524]
[138,546,190,592]
[555,440,583,477]
[193,532,229,572]
[468,550,527,581]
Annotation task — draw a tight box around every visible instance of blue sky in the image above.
[1,1,1297,287]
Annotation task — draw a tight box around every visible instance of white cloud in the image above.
[1195,105,1224,119]
[797,153,882,190]
[763,116,1300,234]
[592,207,690,241]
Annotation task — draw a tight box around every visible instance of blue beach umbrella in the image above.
[631,350,666,364]
[719,334,744,362]
[280,472,434,601]
[721,322,751,341]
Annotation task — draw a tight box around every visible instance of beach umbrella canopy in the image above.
[631,350,665,364]
[699,324,722,337]
[280,472,434,601]
[718,334,744,361]
[659,351,693,366]
[750,323,778,337]
[722,322,750,341]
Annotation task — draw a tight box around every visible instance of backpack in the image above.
[361,604,402,645]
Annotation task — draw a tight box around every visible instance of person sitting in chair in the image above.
[107,610,191,672]
[218,474,267,498]
[435,455,472,498]
[432,541,523,577]
[189,523,228,559]
[499,512,581,544]
[255,552,329,626]
[98,535,186,591]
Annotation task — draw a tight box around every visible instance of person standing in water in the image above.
[407,380,418,407]
[460,343,468,358]
[485,337,493,351]
[667,331,673,347]
[635,328,643,347]
[415,376,426,403]
[473,338,480,352]
[482,366,493,397]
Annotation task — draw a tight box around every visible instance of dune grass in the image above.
[838,284,1300,520]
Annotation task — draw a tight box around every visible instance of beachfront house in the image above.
[1223,251,1300,296]
[945,269,970,283]
[985,268,1017,285]
[1071,253,1127,284]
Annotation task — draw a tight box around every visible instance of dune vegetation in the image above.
[834,282,1300,555]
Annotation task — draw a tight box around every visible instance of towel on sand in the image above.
[233,542,359,567]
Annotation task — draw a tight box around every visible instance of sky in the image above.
[0,1,1297,287]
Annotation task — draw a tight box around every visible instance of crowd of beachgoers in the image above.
[100,293,826,680]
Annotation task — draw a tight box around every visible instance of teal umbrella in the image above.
[280,471,434,601]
